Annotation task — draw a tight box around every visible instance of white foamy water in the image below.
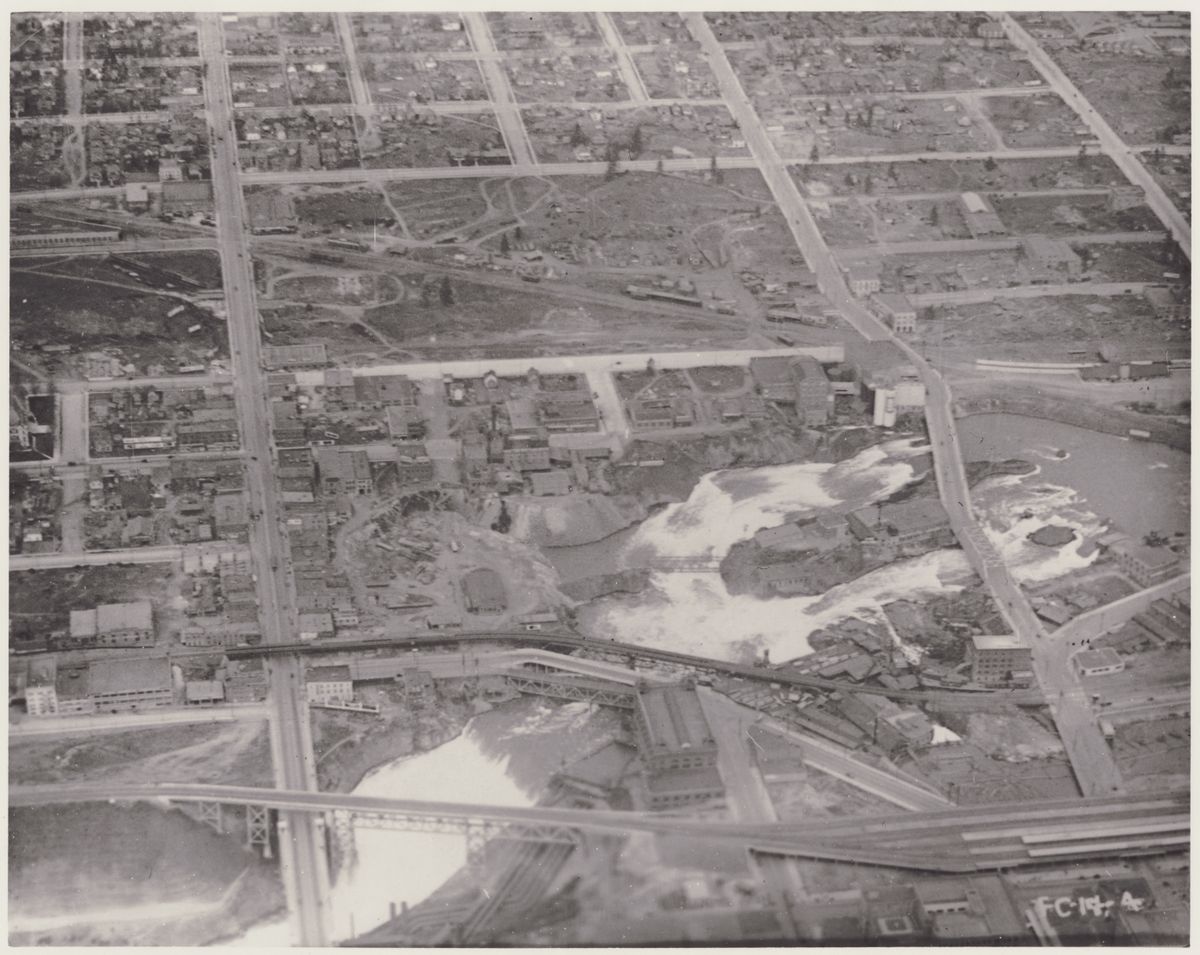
[971,471,1103,585]
[589,547,971,663]
[626,438,927,560]
[582,439,972,663]
[325,724,534,942]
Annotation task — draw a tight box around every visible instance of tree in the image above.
[514,224,524,241]
[844,172,855,188]
[930,205,940,228]
[887,162,898,181]
[984,155,998,172]
[646,356,657,376]
[439,275,454,306]
[709,154,722,183]
[864,175,874,195]
[1077,144,1089,166]
[569,122,587,148]
[499,232,510,255]
[809,142,820,163]
[629,123,644,158]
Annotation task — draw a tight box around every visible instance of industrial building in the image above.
[959,192,1009,238]
[64,600,154,649]
[847,498,954,553]
[1109,539,1182,587]
[633,683,725,811]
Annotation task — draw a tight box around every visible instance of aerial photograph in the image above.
[7,8,1190,947]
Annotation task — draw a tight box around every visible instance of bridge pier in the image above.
[464,823,490,877]
[197,800,224,834]
[331,809,357,866]
[246,804,272,858]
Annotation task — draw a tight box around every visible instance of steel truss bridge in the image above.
[10,784,1186,874]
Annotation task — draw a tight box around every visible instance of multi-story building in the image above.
[848,498,953,553]
[305,665,353,705]
[315,447,373,496]
[1109,539,1182,587]
[633,683,725,811]
[502,439,552,472]
[792,355,833,426]
[875,293,918,335]
[89,657,173,712]
[63,600,154,649]
[967,635,1034,687]
[845,262,882,296]
[24,657,59,717]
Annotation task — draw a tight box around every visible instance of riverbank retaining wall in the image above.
[954,394,1190,452]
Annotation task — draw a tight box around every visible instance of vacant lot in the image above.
[9,563,178,645]
[984,93,1085,148]
[361,273,749,359]
[814,195,972,246]
[513,170,779,270]
[384,177,493,239]
[272,271,402,306]
[1085,241,1189,283]
[1053,49,1190,145]
[919,293,1179,360]
[10,265,228,376]
[293,186,393,231]
[991,194,1164,236]
[796,154,1131,196]
[359,111,506,170]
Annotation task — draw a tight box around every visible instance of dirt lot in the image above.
[9,803,283,946]
[10,262,228,377]
[1084,240,1189,283]
[984,93,1086,148]
[292,185,394,231]
[510,170,777,271]
[814,195,972,246]
[991,194,1163,236]
[797,154,1130,197]
[917,293,1181,359]
[384,177,493,239]
[10,721,273,787]
[9,563,181,647]
[1112,716,1189,789]
[1144,153,1191,223]
[272,271,401,306]
[359,111,506,170]
[1052,49,1190,145]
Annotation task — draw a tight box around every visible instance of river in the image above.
[568,437,983,663]
[958,413,1190,541]
[232,699,624,944]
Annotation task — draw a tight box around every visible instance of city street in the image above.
[997,13,1191,257]
[198,13,330,946]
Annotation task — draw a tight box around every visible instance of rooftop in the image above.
[636,684,716,754]
[971,634,1026,651]
[307,664,351,684]
[1111,539,1181,569]
[89,657,171,696]
[1073,647,1124,670]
